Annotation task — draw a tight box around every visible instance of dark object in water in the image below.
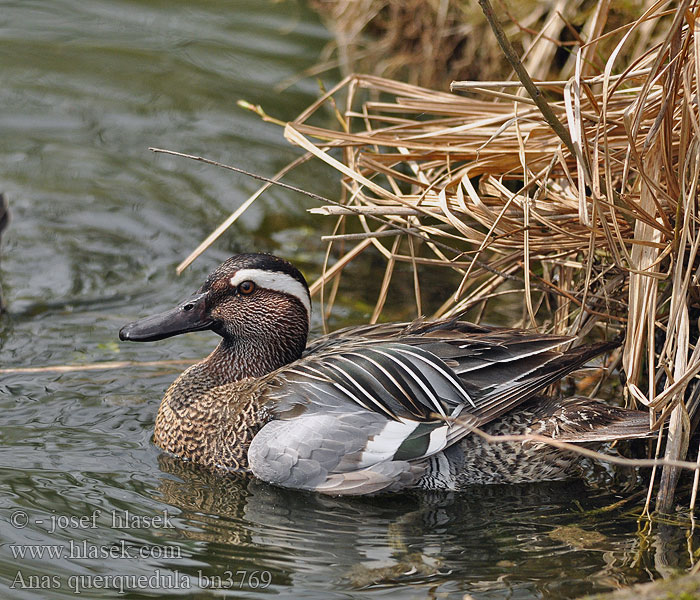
[0,193,8,313]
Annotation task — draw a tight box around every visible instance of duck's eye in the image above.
[238,280,256,295]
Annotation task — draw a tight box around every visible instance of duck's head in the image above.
[119,253,311,365]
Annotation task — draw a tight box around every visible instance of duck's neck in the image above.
[201,335,305,385]
[168,330,308,405]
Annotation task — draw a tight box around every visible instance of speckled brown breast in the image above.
[154,374,270,471]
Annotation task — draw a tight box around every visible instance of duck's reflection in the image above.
[154,454,692,596]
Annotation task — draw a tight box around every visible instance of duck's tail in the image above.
[533,396,651,443]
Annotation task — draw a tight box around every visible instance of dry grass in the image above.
[180,1,700,514]
[278,0,700,514]
[305,0,667,90]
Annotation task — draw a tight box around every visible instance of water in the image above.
[0,1,696,598]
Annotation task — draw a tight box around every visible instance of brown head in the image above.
[119,253,311,381]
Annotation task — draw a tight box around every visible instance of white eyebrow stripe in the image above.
[229,268,311,319]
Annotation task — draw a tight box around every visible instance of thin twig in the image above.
[150,147,466,258]
[471,428,700,472]
[0,359,194,375]
[475,0,577,157]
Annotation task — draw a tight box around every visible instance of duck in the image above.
[119,253,650,495]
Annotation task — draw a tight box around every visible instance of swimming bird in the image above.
[119,253,649,495]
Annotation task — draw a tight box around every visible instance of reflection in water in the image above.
[154,454,692,598]
[0,377,696,599]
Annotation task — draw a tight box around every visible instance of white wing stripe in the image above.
[392,347,475,408]
[324,357,397,417]
[425,426,449,455]
[371,349,447,417]
[344,351,418,408]
[357,420,420,468]
[284,367,328,382]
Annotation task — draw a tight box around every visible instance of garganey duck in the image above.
[120,253,649,495]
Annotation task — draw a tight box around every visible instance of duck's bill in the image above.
[119,293,212,342]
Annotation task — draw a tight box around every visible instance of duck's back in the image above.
[246,321,648,495]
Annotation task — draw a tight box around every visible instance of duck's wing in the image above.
[284,342,478,421]
[247,330,617,494]
[307,320,614,425]
[248,410,454,495]
[248,341,482,494]
[411,333,619,423]
[302,318,496,355]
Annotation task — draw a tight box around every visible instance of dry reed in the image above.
[305,0,663,90]
[181,1,700,515]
